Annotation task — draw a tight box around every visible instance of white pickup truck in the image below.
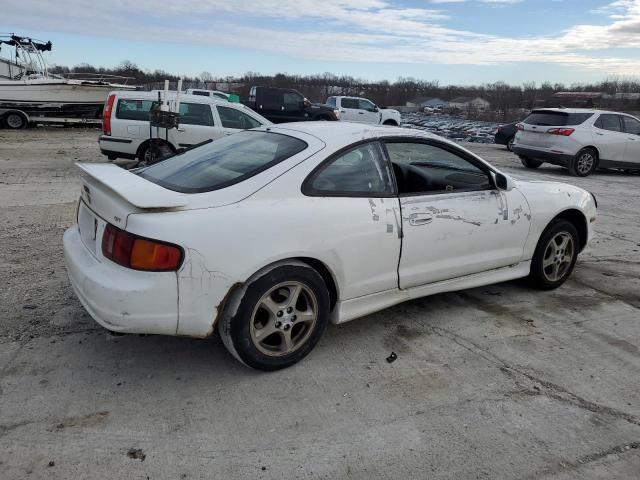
[326,96,401,126]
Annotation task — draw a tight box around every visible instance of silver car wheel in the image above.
[6,113,25,129]
[576,152,595,175]
[250,281,318,357]
[542,232,575,282]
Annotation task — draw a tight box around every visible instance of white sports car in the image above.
[64,122,597,370]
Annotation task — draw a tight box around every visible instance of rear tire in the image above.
[528,219,579,290]
[138,141,173,166]
[569,148,597,177]
[218,264,330,370]
[506,136,515,151]
[520,156,543,169]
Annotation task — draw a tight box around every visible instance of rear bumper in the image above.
[63,225,179,335]
[98,135,138,159]
[512,146,574,167]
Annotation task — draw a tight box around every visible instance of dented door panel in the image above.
[399,189,531,289]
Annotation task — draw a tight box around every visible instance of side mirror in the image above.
[494,172,515,191]
[303,98,311,108]
[373,106,379,112]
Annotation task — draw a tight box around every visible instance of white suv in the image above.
[99,91,270,163]
[513,108,640,176]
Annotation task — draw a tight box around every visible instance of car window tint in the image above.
[341,98,359,109]
[116,99,157,121]
[386,142,491,195]
[284,92,302,110]
[213,92,228,99]
[597,114,622,132]
[217,106,262,129]
[524,111,593,126]
[358,99,375,111]
[191,90,209,97]
[138,131,307,193]
[623,116,640,135]
[308,142,393,196]
[178,103,214,126]
[326,97,336,107]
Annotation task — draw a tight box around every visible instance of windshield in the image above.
[137,131,307,193]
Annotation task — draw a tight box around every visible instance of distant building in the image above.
[449,97,491,111]
[406,96,448,108]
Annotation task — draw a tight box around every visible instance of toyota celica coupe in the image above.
[64,122,597,370]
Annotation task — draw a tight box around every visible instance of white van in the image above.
[99,91,271,162]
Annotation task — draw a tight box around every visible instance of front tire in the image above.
[528,219,579,290]
[520,156,543,169]
[383,120,398,126]
[569,148,597,177]
[219,265,330,370]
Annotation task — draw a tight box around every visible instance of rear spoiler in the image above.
[76,163,189,209]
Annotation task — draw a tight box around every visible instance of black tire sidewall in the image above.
[520,157,542,169]
[506,136,515,151]
[229,265,330,370]
[5,113,26,129]
[529,219,579,290]
[570,148,597,177]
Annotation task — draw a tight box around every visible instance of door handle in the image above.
[177,128,185,132]
[595,132,604,136]
[409,213,433,226]
[358,111,365,114]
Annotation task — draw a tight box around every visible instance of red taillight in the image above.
[101,224,182,271]
[102,94,115,136]
[516,123,524,130]
[547,127,574,136]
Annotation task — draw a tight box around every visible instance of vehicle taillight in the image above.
[516,123,524,130]
[547,127,574,136]
[103,94,115,136]
[101,224,182,271]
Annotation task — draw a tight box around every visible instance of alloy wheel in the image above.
[542,232,575,282]
[250,281,318,357]
[576,151,595,175]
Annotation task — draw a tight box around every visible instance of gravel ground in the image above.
[0,127,639,479]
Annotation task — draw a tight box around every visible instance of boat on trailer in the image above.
[0,34,137,128]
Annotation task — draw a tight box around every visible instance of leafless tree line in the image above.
[51,61,640,120]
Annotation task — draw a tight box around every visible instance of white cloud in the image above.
[2,0,640,76]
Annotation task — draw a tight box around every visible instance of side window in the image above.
[359,99,376,112]
[191,90,209,97]
[179,103,214,126]
[597,114,622,132]
[306,142,393,196]
[116,99,156,121]
[326,97,336,107]
[262,89,283,109]
[341,98,358,109]
[386,142,492,195]
[623,116,640,135]
[284,92,303,111]
[217,106,262,129]
[213,92,228,100]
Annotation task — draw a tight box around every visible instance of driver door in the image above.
[385,140,530,289]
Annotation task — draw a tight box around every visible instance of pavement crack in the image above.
[427,325,640,428]
[524,441,640,479]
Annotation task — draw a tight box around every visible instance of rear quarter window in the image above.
[137,131,307,193]
[116,99,157,121]
[524,111,594,126]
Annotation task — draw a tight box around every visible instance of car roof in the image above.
[266,121,443,144]
[111,90,230,105]
[532,107,633,116]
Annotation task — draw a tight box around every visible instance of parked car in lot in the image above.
[494,123,518,151]
[242,86,339,123]
[325,96,401,126]
[513,108,640,176]
[99,91,271,164]
[65,122,597,370]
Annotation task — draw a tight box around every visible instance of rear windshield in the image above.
[137,131,307,193]
[524,111,594,126]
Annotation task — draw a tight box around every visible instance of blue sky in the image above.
[2,0,640,85]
